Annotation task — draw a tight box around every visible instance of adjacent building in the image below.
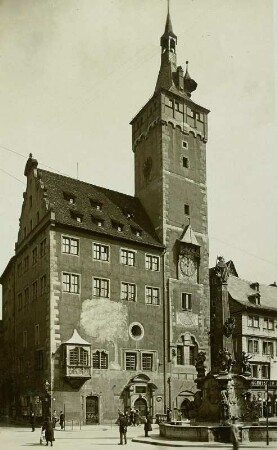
[210,259,277,416]
[0,10,210,423]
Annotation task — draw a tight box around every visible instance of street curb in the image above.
[132,437,276,448]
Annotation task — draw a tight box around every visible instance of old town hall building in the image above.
[0,10,210,423]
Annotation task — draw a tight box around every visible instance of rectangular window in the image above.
[93,278,109,298]
[182,293,192,310]
[125,352,137,370]
[263,341,273,356]
[120,249,135,266]
[40,275,46,295]
[24,256,29,272]
[177,345,184,365]
[145,254,160,271]
[35,324,40,345]
[145,286,160,305]
[62,273,80,294]
[18,293,23,311]
[142,353,153,371]
[32,281,38,300]
[35,350,44,371]
[62,236,79,255]
[251,364,258,378]
[263,318,274,330]
[261,365,269,379]
[32,247,38,265]
[18,356,24,374]
[24,288,29,309]
[23,331,28,348]
[248,316,259,328]
[121,282,136,301]
[93,243,109,261]
[92,351,108,369]
[40,239,46,257]
[17,262,22,277]
[184,204,190,215]
[182,157,189,168]
[189,347,195,365]
[247,339,259,353]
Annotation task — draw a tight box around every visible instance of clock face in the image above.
[179,255,196,277]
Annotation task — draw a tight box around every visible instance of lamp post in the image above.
[44,379,52,418]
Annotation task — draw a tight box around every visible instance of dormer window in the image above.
[91,216,104,227]
[63,192,75,204]
[131,227,142,237]
[90,200,102,211]
[70,211,83,223]
[123,208,134,219]
[112,220,124,232]
[248,293,261,305]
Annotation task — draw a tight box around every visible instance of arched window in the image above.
[69,347,89,366]
[176,335,198,366]
[92,350,108,369]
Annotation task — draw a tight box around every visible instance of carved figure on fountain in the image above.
[223,317,236,337]
[217,348,235,374]
[241,352,252,376]
[195,351,206,378]
[214,256,229,283]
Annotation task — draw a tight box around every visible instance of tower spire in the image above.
[164,0,174,35]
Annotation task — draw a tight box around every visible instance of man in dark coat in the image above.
[118,412,128,445]
[59,411,64,430]
[30,411,35,432]
[144,413,152,437]
[42,417,54,446]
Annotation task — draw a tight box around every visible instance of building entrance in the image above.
[86,396,99,424]
[134,397,148,416]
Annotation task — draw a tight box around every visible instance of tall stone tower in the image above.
[131,6,210,408]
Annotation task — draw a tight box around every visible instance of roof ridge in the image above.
[39,168,136,200]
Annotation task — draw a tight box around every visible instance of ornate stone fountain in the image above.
[160,257,276,443]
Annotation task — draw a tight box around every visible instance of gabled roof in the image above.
[38,169,163,248]
[179,224,200,246]
[228,275,277,313]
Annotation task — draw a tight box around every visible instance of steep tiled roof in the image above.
[38,169,163,248]
[228,275,277,313]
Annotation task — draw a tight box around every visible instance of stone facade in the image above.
[0,10,210,423]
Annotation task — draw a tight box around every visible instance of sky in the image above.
[0,0,276,306]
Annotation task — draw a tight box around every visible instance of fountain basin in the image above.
[159,422,277,443]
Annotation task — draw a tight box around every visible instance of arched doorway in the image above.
[134,397,147,416]
[180,398,191,419]
[86,396,99,424]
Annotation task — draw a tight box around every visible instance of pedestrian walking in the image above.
[30,411,35,432]
[59,411,65,430]
[134,409,140,426]
[42,416,55,447]
[117,411,128,445]
[130,408,135,426]
[144,413,152,437]
[52,410,58,428]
